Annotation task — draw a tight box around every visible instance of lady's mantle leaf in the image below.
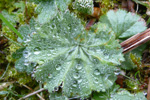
[110,90,146,100]
[34,0,71,24]
[17,11,124,97]
[93,85,146,100]
[99,9,147,39]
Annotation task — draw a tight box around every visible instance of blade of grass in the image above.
[0,13,23,39]
[0,63,9,80]
[132,0,149,7]
[3,34,22,47]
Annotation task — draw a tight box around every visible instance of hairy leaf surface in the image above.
[93,87,146,100]
[72,0,93,14]
[34,0,71,24]
[110,90,146,100]
[17,11,124,97]
[99,9,147,39]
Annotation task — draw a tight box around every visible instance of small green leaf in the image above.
[35,0,57,24]
[72,0,94,14]
[100,9,147,39]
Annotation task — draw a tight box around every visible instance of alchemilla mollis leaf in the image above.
[99,9,147,39]
[110,90,146,100]
[18,10,124,98]
[34,0,72,24]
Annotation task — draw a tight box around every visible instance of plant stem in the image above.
[120,28,150,54]
[18,88,45,100]
[22,84,45,100]
[0,63,9,80]
[147,78,150,100]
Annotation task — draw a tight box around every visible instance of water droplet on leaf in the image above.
[34,51,41,55]
[94,69,100,76]
[76,64,82,70]
[72,80,78,88]
[23,50,29,58]
[94,78,99,84]
[34,47,41,51]
[47,54,51,56]
[54,87,59,91]
[73,72,80,79]
[78,79,82,83]
[48,74,53,79]
[55,64,61,70]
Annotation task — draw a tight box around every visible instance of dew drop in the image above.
[24,63,29,66]
[76,64,82,70]
[30,32,37,37]
[54,87,59,91]
[34,51,41,55]
[94,78,99,84]
[48,74,53,79]
[93,58,99,64]
[78,79,82,84]
[94,69,100,76]
[23,50,29,58]
[24,39,31,43]
[24,59,29,63]
[47,54,51,56]
[72,84,77,88]
[38,60,45,64]
[34,47,41,51]
[55,64,61,71]
[73,72,80,79]
[102,89,106,92]
[72,80,78,88]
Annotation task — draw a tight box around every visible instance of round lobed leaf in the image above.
[19,11,124,97]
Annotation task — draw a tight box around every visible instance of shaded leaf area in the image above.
[93,84,146,100]
[49,92,68,100]
[15,11,124,98]
[120,44,147,70]
[99,9,147,39]
[110,90,146,100]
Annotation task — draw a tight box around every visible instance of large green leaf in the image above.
[17,11,124,98]
[99,9,147,39]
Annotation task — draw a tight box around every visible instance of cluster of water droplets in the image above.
[73,0,93,8]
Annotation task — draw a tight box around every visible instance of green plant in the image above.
[0,0,148,99]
